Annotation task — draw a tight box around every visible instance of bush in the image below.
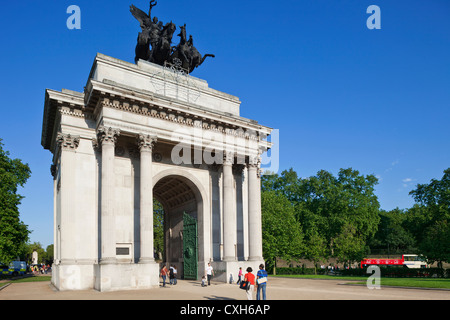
[276,267,328,275]
[276,266,449,278]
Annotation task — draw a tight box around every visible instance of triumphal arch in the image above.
[41,3,273,292]
[41,53,273,291]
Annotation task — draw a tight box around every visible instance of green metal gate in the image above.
[183,212,198,280]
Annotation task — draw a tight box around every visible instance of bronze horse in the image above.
[170,24,215,74]
[130,2,214,73]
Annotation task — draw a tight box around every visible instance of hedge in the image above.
[276,266,449,278]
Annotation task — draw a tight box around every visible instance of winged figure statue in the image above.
[130,1,214,73]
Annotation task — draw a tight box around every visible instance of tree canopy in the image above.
[0,139,31,263]
[260,167,450,268]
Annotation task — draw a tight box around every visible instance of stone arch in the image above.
[152,168,210,279]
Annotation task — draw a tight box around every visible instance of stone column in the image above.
[138,134,157,264]
[97,126,120,264]
[248,156,263,261]
[56,133,80,265]
[222,152,236,261]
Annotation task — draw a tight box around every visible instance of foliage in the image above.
[261,190,304,271]
[408,168,450,265]
[340,266,449,278]
[275,267,328,276]
[153,199,164,259]
[0,139,31,263]
[261,167,450,269]
[296,168,380,262]
[262,168,380,266]
[368,208,416,255]
[20,242,54,264]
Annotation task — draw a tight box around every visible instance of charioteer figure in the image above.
[130,1,214,73]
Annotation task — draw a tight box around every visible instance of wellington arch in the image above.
[41,54,273,292]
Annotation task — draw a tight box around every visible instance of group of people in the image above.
[159,262,268,300]
[237,264,268,300]
[31,264,50,275]
[202,262,268,300]
[159,264,177,287]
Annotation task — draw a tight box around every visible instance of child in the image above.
[201,275,207,287]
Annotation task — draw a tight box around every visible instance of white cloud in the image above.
[385,159,400,173]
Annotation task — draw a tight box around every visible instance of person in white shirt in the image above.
[205,263,214,286]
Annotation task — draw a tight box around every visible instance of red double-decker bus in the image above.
[360,254,427,269]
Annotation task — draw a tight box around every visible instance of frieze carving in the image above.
[115,146,126,157]
[100,97,260,141]
[138,134,158,152]
[153,152,163,162]
[56,133,80,150]
[128,145,140,159]
[97,126,120,145]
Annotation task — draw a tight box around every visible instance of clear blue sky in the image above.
[0,0,449,248]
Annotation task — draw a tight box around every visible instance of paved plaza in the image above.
[1,276,449,300]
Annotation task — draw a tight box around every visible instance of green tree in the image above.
[0,139,31,263]
[45,244,54,264]
[153,199,164,260]
[25,242,46,264]
[261,190,304,272]
[333,223,366,264]
[369,208,416,255]
[409,168,450,265]
[297,168,380,262]
[303,225,327,274]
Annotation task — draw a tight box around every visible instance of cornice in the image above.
[95,90,271,146]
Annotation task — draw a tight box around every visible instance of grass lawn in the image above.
[273,274,450,289]
[364,278,450,289]
[1,275,51,285]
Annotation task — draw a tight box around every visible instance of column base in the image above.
[94,262,159,292]
[222,256,237,262]
[248,256,264,262]
[138,257,155,264]
[99,257,117,265]
[210,259,265,283]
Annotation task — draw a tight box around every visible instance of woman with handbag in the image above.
[256,264,268,300]
[243,267,256,300]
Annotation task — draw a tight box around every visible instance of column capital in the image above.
[247,155,261,169]
[223,151,234,166]
[97,126,120,145]
[57,133,80,150]
[137,134,157,152]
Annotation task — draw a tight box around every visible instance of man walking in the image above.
[205,263,214,286]
[256,264,268,300]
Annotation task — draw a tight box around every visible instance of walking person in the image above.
[237,267,243,285]
[160,264,168,287]
[173,265,178,285]
[205,262,214,286]
[256,264,268,300]
[244,267,256,300]
[169,265,174,285]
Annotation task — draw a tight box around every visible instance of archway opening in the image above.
[153,174,203,279]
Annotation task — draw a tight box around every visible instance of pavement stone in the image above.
[1,276,449,301]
